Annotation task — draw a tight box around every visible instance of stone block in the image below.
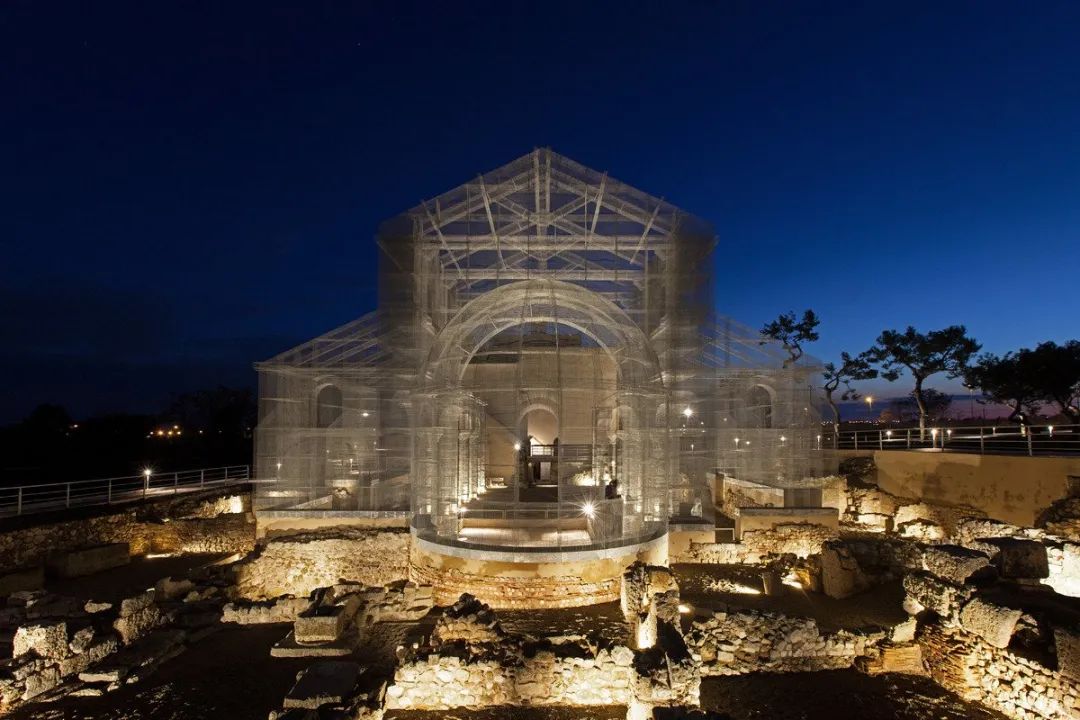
[59,636,119,676]
[295,605,348,643]
[283,661,363,709]
[898,519,947,542]
[820,542,868,599]
[46,543,130,578]
[154,576,195,601]
[903,572,972,622]
[922,545,993,584]
[985,538,1049,579]
[860,643,925,675]
[959,597,1022,648]
[114,601,167,645]
[0,566,44,596]
[13,621,68,660]
[272,630,357,657]
[890,617,918,644]
[69,626,96,654]
[22,665,61,699]
[119,591,156,616]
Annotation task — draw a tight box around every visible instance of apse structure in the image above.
[254,150,822,593]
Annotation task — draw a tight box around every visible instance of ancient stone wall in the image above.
[834,450,1080,528]
[1,576,225,710]
[408,558,619,609]
[406,539,667,610]
[385,643,636,709]
[231,527,409,600]
[676,523,837,565]
[0,492,254,573]
[921,625,1080,720]
[686,608,886,675]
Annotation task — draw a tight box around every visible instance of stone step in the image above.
[271,630,358,658]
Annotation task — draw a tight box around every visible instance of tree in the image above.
[760,310,820,368]
[21,404,73,435]
[1028,340,1080,422]
[964,351,1042,423]
[820,351,878,434]
[918,388,953,421]
[868,325,980,436]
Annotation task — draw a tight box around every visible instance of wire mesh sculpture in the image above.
[255,149,822,550]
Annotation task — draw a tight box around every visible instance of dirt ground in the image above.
[44,553,232,604]
[699,670,1008,720]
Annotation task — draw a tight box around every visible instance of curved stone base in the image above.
[408,533,668,609]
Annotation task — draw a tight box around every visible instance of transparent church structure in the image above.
[254,150,822,552]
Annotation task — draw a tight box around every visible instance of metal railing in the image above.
[0,465,251,519]
[821,424,1080,456]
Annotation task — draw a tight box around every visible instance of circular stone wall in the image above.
[408,532,669,609]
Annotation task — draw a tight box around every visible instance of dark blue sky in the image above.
[3,1,1079,422]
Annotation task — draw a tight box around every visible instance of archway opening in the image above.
[315,385,343,428]
[747,385,773,429]
[414,279,669,550]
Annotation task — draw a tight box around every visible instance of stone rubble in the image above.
[685,607,887,675]
[221,596,313,624]
[0,567,228,711]
[231,527,409,601]
[432,593,503,644]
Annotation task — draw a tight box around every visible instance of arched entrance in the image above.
[412,279,669,551]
